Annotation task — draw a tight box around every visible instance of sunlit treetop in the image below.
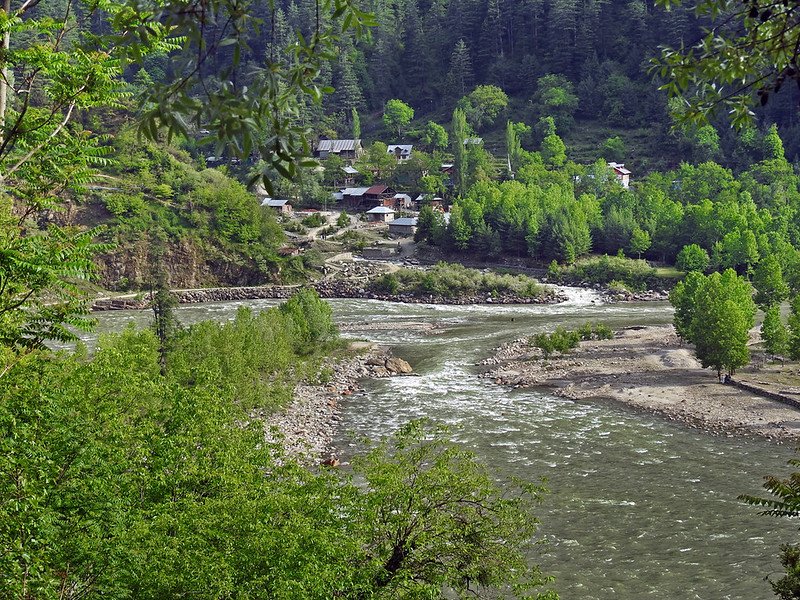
[652,0,800,129]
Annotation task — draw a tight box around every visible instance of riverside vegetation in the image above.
[3,0,800,597]
[0,289,557,599]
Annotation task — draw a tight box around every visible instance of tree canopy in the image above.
[654,0,800,127]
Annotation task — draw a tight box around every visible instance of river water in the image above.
[89,292,797,599]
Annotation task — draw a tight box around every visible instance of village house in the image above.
[387,144,413,161]
[392,193,413,210]
[341,165,361,186]
[261,198,293,215]
[313,138,363,160]
[608,162,631,188]
[388,217,417,236]
[366,206,395,222]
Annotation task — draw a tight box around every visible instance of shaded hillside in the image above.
[75,130,287,290]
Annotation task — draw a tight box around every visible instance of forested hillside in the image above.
[154,0,800,168]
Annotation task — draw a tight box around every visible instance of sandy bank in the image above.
[482,325,800,442]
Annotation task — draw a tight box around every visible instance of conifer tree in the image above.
[446,40,474,99]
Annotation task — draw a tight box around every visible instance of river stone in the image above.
[385,356,413,374]
[366,356,386,366]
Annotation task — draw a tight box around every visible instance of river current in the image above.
[89,291,797,599]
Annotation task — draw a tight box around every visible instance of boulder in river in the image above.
[385,356,413,374]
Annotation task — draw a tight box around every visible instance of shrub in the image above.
[530,322,613,358]
[301,213,327,228]
[558,255,657,291]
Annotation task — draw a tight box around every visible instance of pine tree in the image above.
[331,53,364,116]
[446,39,474,99]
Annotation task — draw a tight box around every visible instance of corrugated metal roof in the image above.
[366,206,395,214]
[262,199,290,207]
[341,187,370,196]
[390,217,417,226]
[366,185,388,195]
[608,162,632,175]
[393,193,411,200]
[342,166,360,174]
[316,139,360,153]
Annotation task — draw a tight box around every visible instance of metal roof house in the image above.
[261,198,293,214]
[313,138,363,160]
[393,193,412,209]
[607,162,631,188]
[387,144,413,160]
[388,217,417,236]
[366,206,395,222]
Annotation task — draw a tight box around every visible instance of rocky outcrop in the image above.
[95,238,264,291]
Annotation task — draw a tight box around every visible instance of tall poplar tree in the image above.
[451,108,469,196]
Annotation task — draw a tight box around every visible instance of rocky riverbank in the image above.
[91,279,565,310]
[257,344,413,464]
[482,325,800,442]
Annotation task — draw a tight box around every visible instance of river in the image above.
[88,291,796,599]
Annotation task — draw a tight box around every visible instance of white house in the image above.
[387,144,413,160]
[365,206,395,223]
[608,162,631,188]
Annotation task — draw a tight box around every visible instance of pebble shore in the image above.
[257,345,413,464]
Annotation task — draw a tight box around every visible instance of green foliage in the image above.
[369,262,547,300]
[336,211,350,228]
[383,99,415,139]
[531,323,613,359]
[458,85,509,131]
[372,273,400,295]
[761,304,789,358]
[788,296,800,361]
[532,75,579,131]
[421,121,449,151]
[352,420,557,598]
[0,315,556,598]
[99,130,285,280]
[669,269,756,376]
[279,288,339,355]
[753,255,789,308]
[301,212,328,228]
[628,227,652,258]
[126,0,375,194]
[654,0,800,128]
[0,207,104,350]
[676,244,710,273]
[451,108,469,196]
[558,255,658,291]
[602,136,626,162]
[541,134,567,167]
[149,268,180,374]
[740,454,800,598]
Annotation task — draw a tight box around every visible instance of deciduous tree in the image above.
[383,99,415,139]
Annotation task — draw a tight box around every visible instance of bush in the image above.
[556,255,658,291]
[368,262,548,299]
[530,322,613,358]
[301,213,327,228]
